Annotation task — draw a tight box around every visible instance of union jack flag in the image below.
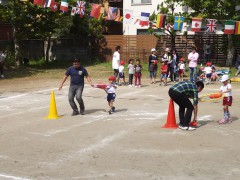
[206,19,217,32]
[76,1,86,18]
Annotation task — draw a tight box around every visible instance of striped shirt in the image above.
[170,81,198,105]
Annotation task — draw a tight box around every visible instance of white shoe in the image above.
[138,85,141,88]
[128,85,132,87]
[179,125,196,131]
[0,75,4,78]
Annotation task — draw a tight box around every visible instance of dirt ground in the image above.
[0,76,240,180]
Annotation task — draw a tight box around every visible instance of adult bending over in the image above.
[168,81,204,131]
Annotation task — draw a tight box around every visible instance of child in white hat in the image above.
[218,75,232,124]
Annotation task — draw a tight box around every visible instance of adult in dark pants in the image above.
[170,49,179,82]
[168,81,204,131]
[59,59,93,116]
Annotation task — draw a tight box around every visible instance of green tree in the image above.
[149,0,186,50]
[0,0,72,63]
[182,0,240,66]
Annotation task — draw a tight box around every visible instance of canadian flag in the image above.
[191,18,202,32]
[124,9,133,24]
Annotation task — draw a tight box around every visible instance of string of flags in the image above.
[29,1,240,34]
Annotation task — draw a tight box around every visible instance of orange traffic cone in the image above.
[45,91,60,120]
[162,98,178,128]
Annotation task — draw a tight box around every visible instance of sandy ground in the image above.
[0,77,240,180]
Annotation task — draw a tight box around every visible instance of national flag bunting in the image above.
[235,21,240,34]
[60,0,68,12]
[224,20,235,34]
[174,16,184,30]
[90,4,101,19]
[108,7,118,20]
[139,12,150,27]
[76,1,86,18]
[206,19,217,33]
[71,7,77,16]
[33,0,43,6]
[124,9,133,24]
[191,18,202,32]
[156,14,166,29]
[50,1,58,12]
[43,0,52,7]
[115,16,123,22]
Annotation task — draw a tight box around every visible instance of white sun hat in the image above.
[220,75,229,82]
[151,48,157,52]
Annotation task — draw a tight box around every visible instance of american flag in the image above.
[206,19,217,32]
[76,1,86,18]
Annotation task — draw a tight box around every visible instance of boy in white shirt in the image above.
[218,75,232,124]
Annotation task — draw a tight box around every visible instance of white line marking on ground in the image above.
[198,115,212,121]
[0,174,30,180]
[0,94,28,101]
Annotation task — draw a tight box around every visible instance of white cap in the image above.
[151,48,157,52]
[220,75,229,82]
[165,48,170,52]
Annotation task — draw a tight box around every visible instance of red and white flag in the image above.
[191,18,202,32]
[71,7,77,16]
[76,1,86,18]
[60,0,68,12]
[124,9,133,24]
[50,1,58,12]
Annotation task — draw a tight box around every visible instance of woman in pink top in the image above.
[188,47,199,83]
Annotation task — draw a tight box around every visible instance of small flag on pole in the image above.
[224,20,235,34]
[139,12,150,26]
[191,18,202,32]
[174,16,184,30]
[235,21,240,34]
[60,0,68,12]
[156,14,166,29]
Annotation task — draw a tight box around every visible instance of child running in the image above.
[106,76,117,114]
[134,59,143,87]
[178,58,185,82]
[218,75,232,124]
[160,61,168,86]
[128,59,134,87]
[118,61,125,86]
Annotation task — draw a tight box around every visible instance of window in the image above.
[132,0,152,5]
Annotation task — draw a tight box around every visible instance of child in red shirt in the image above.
[160,61,168,86]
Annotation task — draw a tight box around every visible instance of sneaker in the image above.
[218,118,228,124]
[71,111,79,116]
[128,85,132,87]
[80,109,85,115]
[179,125,196,131]
[138,85,141,88]
[0,75,4,78]
[134,85,138,88]
[108,110,112,114]
[111,106,115,112]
